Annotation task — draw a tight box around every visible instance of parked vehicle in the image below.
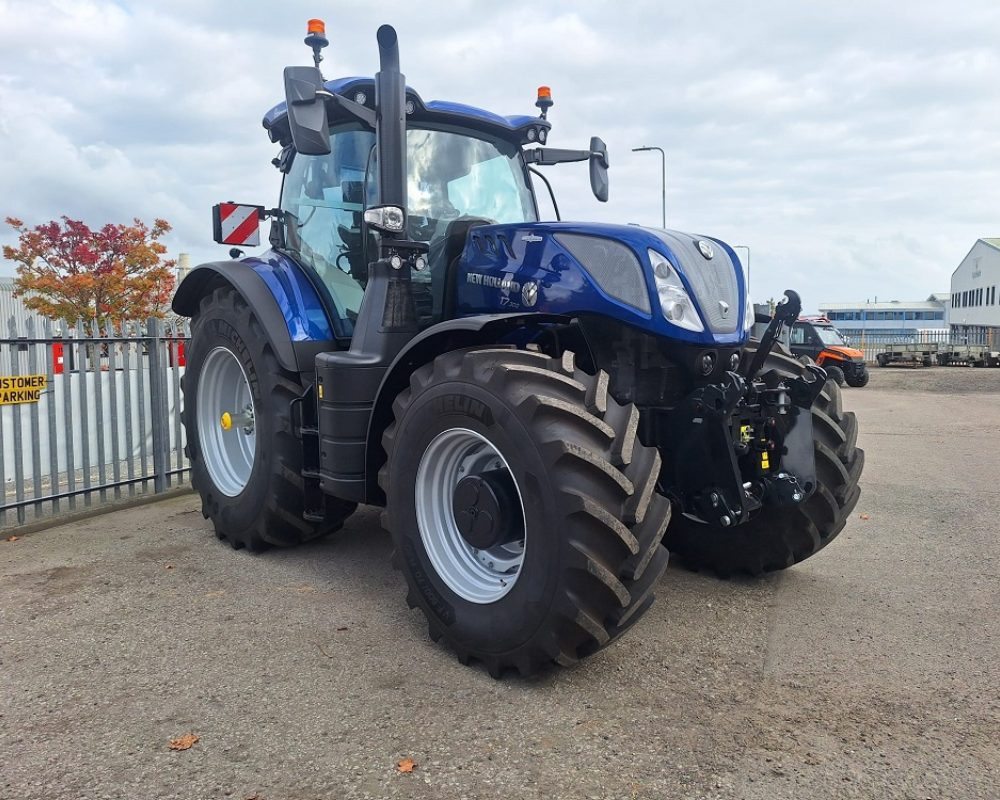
[171,21,864,676]
[789,316,869,387]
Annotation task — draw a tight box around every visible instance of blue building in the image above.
[818,295,949,337]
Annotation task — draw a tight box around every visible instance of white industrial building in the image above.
[949,238,1000,339]
[0,277,51,332]
[818,295,949,337]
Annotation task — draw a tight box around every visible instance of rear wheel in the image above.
[664,341,863,577]
[380,347,672,676]
[182,286,355,550]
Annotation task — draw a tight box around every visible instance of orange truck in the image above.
[787,316,869,387]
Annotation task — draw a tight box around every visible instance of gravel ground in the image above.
[2,370,998,799]
[866,363,1000,393]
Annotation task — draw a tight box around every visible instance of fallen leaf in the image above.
[165,564,175,570]
[336,626,348,632]
[397,757,417,773]
[859,513,870,520]
[317,643,335,659]
[6,536,19,542]
[168,733,200,751]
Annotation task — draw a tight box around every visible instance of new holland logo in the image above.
[466,272,521,292]
[522,281,538,307]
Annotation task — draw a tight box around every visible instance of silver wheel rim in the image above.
[196,346,256,497]
[414,428,527,604]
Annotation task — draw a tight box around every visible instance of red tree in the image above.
[3,216,177,326]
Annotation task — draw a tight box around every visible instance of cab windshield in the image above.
[815,325,848,346]
[280,124,536,333]
[404,127,537,233]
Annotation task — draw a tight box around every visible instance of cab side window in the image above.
[280,126,376,332]
[790,324,807,345]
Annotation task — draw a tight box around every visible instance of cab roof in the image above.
[263,76,551,148]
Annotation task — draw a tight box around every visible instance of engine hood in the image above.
[452,220,750,347]
[825,345,865,361]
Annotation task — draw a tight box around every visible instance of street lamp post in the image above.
[632,146,665,229]
[733,245,751,282]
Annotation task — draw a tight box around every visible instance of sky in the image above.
[1,0,998,311]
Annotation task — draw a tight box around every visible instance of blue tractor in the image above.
[173,22,863,676]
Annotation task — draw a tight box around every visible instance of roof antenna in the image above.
[304,19,328,71]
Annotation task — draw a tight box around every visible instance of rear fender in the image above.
[364,312,570,503]
[172,255,340,374]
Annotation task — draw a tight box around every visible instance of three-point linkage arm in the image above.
[743,289,802,380]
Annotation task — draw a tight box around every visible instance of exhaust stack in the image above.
[375,25,406,217]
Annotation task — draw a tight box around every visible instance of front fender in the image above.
[364,312,570,503]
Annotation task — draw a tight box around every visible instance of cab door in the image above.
[279,124,376,338]
[789,322,823,361]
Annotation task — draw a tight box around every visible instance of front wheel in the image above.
[824,364,846,386]
[664,341,864,577]
[379,348,671,676]
[845,368,869,387]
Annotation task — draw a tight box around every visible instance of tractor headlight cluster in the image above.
[363,205,406,233]
[649,249,704,332]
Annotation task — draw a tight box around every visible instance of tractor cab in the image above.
[272,112,541,332]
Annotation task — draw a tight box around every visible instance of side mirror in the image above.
[589,136,609,202]
[283,66,331,156]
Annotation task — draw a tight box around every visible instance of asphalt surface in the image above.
[2,368,998,799]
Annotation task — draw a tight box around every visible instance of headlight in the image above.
[649,249,704,332]
[363,205,406,233]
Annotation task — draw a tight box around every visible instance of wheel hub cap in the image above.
[452,468,524,550]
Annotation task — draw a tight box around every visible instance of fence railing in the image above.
[844,329,996,364]
[1,316,189,530]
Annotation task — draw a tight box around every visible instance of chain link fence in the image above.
[1,316,190,530]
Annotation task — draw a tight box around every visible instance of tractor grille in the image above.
[554,233,651,313]
[652,230,740,334]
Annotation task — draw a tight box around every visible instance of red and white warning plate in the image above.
[212,203,263,247]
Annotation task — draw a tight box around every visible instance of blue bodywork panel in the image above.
[245,227,748,348]
[240,250,338,341]
[454,222,749,347]
[263,77,550,146]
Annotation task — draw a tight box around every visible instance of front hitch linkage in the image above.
[742,288,803,380]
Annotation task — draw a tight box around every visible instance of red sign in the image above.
[212,203,263,247]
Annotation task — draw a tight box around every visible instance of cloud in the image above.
[1,0,999,310]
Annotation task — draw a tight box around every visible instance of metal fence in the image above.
[845,329,996,364]
[1,316,189,530]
